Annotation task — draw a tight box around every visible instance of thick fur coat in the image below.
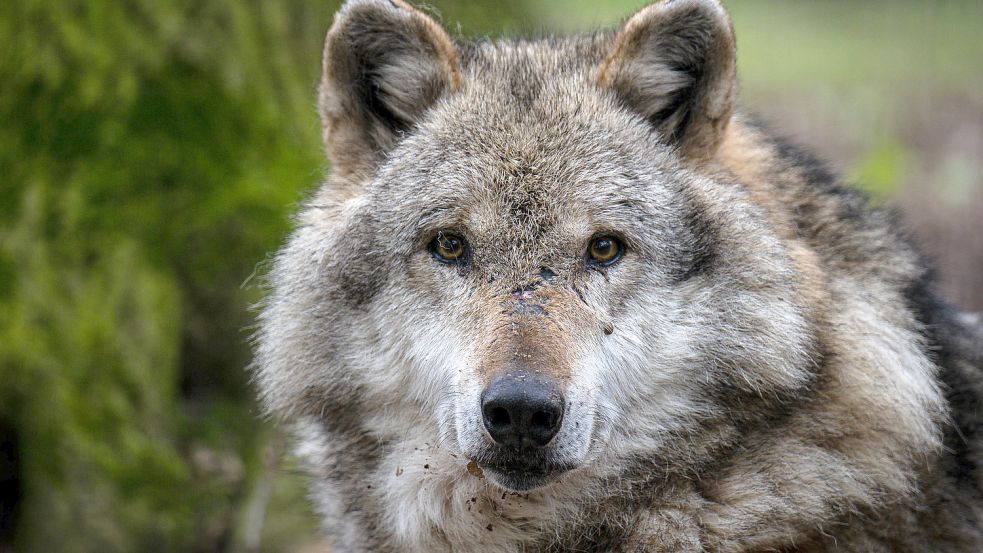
[253,1,983,551]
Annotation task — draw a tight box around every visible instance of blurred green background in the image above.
[1,1,980,552]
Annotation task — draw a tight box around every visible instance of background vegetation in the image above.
[1,1,980,552]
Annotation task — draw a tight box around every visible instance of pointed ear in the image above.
[598,0,737,159]
[318,0,461,178]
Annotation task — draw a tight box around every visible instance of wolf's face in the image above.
[360,96,716,491]
[257,0,816,494]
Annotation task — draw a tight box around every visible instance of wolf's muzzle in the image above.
[480,372,564,448]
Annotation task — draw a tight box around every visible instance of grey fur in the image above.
[253,0,983,551]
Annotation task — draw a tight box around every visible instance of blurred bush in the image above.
[0,1,331,550]
[0,1,979,552]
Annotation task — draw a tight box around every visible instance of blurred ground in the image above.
[0,1,980,552]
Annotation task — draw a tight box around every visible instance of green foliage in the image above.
[850,139,910,201]
[0,0,332,550]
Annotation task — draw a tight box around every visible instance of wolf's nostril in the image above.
[530,410,551,430]
[486,406,511,430]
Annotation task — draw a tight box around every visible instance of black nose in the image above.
[481,373,564,448]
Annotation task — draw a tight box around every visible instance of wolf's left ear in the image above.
[319,0,461,179]
[598,0,737,158]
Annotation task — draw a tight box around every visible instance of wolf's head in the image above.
[256,0,817,494]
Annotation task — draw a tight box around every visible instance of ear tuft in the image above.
[319,0,460,179]
[599,0,737,158]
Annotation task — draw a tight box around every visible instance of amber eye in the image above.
[587,236,623,266]
[430,232,467,263]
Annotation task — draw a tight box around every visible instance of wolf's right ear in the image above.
[319,0,460,179]
[598,0,737,159]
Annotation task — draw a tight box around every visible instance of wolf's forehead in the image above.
[419,92,655,198]
[408,161,593,246]
[385,110,676,244]
[409,132,633,229]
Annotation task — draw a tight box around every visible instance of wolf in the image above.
[253,0,983,551]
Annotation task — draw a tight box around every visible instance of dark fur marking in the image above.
[336,213,390,308]
[674,191,719,281]
[509,69,540,110]
[766,131,838,191]
[338,258,386,308]
[904,272,983,487]
[301,384,390,550]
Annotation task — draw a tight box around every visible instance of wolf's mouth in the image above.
[473,453,576,492]
[481,464,555,492]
